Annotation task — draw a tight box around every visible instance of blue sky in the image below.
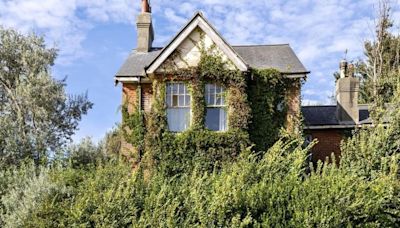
[1,0,399,142]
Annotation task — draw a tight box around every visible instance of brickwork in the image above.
[285,79,301,133]
[121,83,138,160]
[306,129,344,163]
[141,83,153,113]
[122,83,138,113]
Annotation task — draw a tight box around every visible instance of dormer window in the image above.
[205,84,227,131]
[166,82,191,132]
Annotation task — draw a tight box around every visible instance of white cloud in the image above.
[1,0,400,103]
[0,0,135,64]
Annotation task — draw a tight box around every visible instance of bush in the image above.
[0,136,399,227]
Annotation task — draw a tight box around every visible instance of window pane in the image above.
[167,108,191,132]
[172,95,179,107]
[206,108,227,131]
[206,108,219,131]
[178,83,184,94]
[185,95,191,106]
[219,108,227,131]
[171,84,178,94]
[183,84,187,94]
[216,94,223,106]
[178,95,185,106]
[205,83,226,106]
[166,95,172,107]
[209,84,215,94]
[209,93,215,106]
[216,86,222,93]
[205,84,211,94]
[166,85,171,95]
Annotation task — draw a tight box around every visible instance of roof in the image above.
[116,44,308,77]
[233,44,308,74]
[116,11,309,78]
[116,48,162,77]
[146,11,248,73]
[302,105,371,128]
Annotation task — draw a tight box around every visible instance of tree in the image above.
[0,27,93,167]
[357,0,400,104]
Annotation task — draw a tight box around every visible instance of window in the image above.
[166,82,191,132]
[205,84,227,131]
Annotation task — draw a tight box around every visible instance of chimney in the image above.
[336,60,360,124]
[136,0,154,53]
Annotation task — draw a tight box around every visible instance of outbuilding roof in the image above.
[116,44,309,77]
[302,105,372,129]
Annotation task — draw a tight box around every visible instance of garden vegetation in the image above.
[1,5,400,226]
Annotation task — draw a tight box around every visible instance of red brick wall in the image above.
[121,82,154,160]
[122,83,153,114]
[122,83,138,113]
[285,79,301,132]
[141,83,153,113]
[306,129,344,163]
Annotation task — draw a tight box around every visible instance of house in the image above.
[115,1,310,160]
[302,60,372,162]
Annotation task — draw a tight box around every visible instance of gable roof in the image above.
[116,44,309,77]
[146,12,248,73]
[115,12,309,78]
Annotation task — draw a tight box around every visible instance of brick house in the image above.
[115,0,309,157]
[302,60,371,162]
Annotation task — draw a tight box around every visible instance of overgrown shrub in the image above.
[1,131,398,227]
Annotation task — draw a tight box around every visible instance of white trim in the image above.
[304,125,358,130]
[114,77,140,83]
[146,14,248,74]
[304,124,370,130]
[284,74,307,78]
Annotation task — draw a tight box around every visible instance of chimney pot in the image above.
[339,59,347,78]
[347,63,355,77]
[142,0,151,13]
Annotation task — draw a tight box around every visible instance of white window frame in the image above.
[205,83,228,131]
[166,82,191,132]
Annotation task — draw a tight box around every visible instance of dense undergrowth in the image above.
[1,125,399,227]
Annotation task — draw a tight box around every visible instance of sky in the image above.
[1,0,400,142]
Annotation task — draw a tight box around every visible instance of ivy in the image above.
[248,69,291,152]
[121,86,145,152]
[125,31,296,175]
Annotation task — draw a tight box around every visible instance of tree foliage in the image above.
[357,1,400,104]
[0,27,93,167]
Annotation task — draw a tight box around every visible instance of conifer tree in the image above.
[357,0,400,104]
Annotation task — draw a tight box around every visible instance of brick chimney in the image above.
[336,60,360,124]
[136,0,154,53]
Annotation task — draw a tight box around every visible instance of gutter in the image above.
[282,71,311,79]
[114,76,140,85]
[304,123,389,130]
[304,125,360,130]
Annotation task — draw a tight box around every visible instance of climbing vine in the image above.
[248,69,293,152]
[124,29,298,175]
[121,88,145,150]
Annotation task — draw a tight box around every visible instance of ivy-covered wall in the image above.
[248,69,290,152]
[122,58,299,175]
[121,31,301,174]
[142,54,251,175]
